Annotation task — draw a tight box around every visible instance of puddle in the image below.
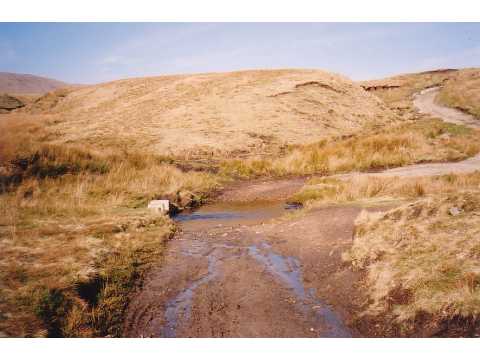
[174,201,296,231]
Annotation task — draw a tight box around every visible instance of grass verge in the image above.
[289,171,480,336]
[345,192,480,336]
[220,118,480,179]
[0,115,219,337]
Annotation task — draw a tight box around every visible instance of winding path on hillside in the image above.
[339,87,480,180]
[414,87,480,129]
[123,87,480,338]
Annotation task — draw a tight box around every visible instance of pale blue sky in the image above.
[0,23,479,84]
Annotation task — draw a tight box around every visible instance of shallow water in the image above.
[174,201,294,230]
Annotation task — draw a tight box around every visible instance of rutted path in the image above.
[123,87,480,338]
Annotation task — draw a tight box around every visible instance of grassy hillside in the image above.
[23,69,398,158]
[437,68,480,118]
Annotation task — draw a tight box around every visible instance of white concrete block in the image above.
[148,200,170,214]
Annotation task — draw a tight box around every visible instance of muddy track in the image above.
[124,180,374,337]
[123,87,480,338]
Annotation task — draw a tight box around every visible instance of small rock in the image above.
[309,328,315,332]
[449,207,462,216]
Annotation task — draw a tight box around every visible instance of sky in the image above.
[0,22,479,84]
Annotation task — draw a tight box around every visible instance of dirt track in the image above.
[338,87,480,180]
[414,87,480,129]
[123,87,480,338]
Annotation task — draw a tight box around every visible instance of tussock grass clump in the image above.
[220,118,480,179]
[290,171,480,206]
[344,192,480,335]
[0,143,110,190]
[0,115,219,337]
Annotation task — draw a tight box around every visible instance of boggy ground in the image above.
[124,179,388,337]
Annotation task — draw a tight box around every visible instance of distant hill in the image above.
[0,72,68,94]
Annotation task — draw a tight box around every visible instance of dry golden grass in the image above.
[0,114,218,337]
[290,171,480,335]
[344,191,480,335]
[290,171,480,205]
[220,118,480,179]
[437,69,480,118]
[23,69,398,158]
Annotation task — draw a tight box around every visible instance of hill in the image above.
[0,72,68,94]
[27,69,398,158]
